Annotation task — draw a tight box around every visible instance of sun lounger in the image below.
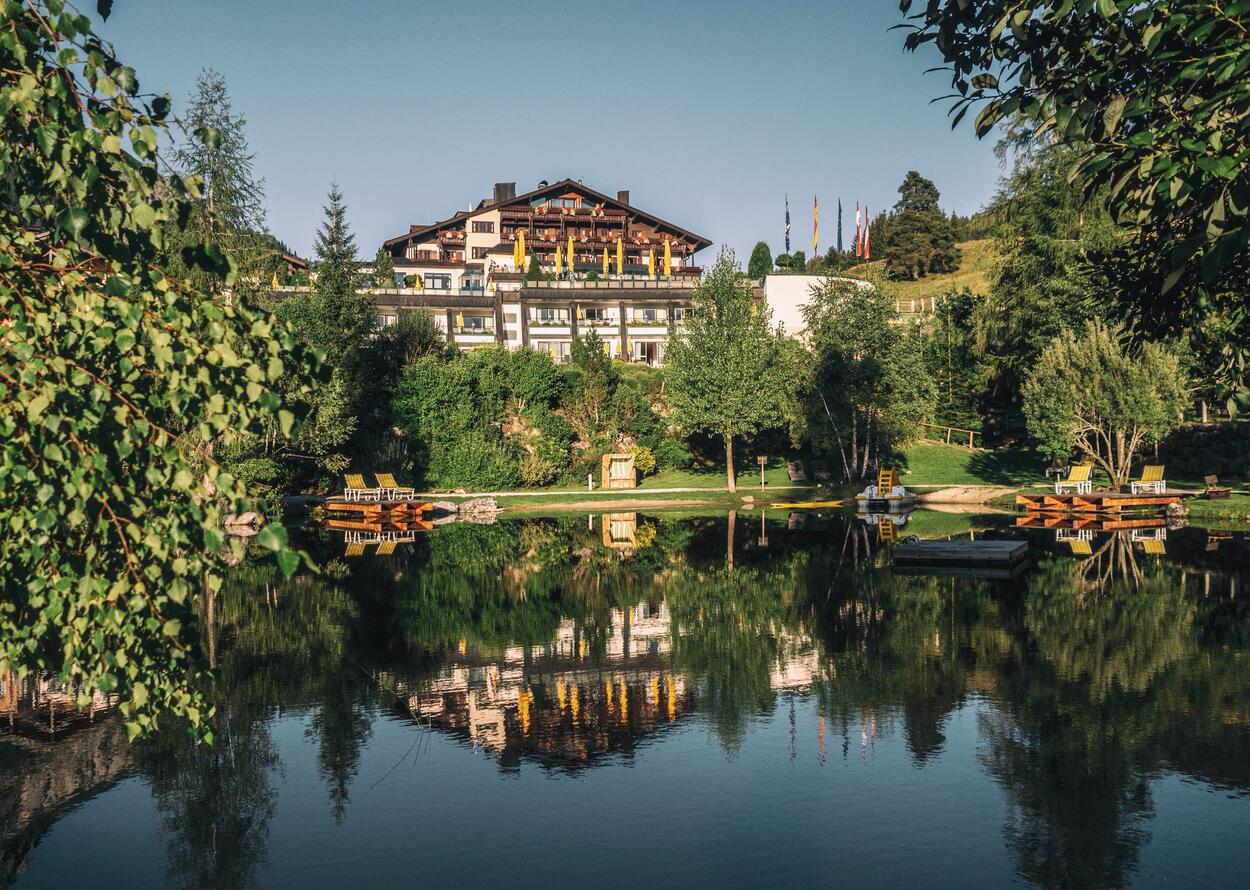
[375,472,415,500]
[1055,465,1093,495]
[1129,465,1165,494]
[343,473,382,502]
[786,461,807,482]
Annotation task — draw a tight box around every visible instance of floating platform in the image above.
[326,499,432,515]
[326,518,434,533]
[1016,492,1182,514]
[1015,514,1169,531]
[893,540,1030,579]
[855,496,916,513]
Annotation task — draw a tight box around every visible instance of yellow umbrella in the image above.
[517,230,526,269]
[568,234,575,272]
[271,271,280,289]
[647,248,655,279]
[602,246,609,277]
[615,237,624,276]
[663,240,672,277]
[555,244,563,276]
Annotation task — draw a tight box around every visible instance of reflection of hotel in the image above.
[383,600,822,770]
[0,671,114,737]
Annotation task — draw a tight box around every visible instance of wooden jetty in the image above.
[1015,491,1182,514]
[893,540,1030,579]
[326,500,432,518]
[326,518,434,534]
[1014,514,1169,531]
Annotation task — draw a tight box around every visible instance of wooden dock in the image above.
[893,540,1030,580]
[1015,491,1182,514]
[1014,514,1169,531]
[325,500,432,517]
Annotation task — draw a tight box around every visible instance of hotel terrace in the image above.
[377,178,713,365]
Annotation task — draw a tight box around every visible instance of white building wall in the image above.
[763,274,873,338]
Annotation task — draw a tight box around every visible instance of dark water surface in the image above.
[4,511,1250,888]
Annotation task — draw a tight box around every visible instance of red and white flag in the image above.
[864,209,871,260]
[854,203,862,258]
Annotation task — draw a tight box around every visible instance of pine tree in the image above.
[747,241,773,279]
[372,247,396,289]
[170,69,271,294]
[880,171,961,280]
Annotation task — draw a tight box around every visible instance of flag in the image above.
[837,199,843,253]
[864,209,871,260]
[813,195,819,255]
[854,203,862,258]
[784,194,790,253]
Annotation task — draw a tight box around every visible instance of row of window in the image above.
[528,307,684,324]
[471,220,495,233]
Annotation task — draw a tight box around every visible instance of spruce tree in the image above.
[881,171,961,280]
[372,247,396,289]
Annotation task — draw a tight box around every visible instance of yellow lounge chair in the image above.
[1130,465,1165,495]
[1140,538,1166,555]
[344,541,366,557]
[343,473,382,502]
[375,472,415,501]
[1067,539,1092,556]
[375,540,396,556]
[1055,465,1093,495]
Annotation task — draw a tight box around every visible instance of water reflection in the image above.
[2,515,1249,888]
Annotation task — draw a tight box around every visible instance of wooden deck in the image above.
[325,518,434,533]
[893,540,1028,566]
[1015,514,1169,531]
[1016,491,1182,514]
[326,500,432,516]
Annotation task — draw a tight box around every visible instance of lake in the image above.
[3,510,1249,888]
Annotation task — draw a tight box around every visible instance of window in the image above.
[471,247,488,259]
[424,273,451,290]
[374,313,397,329]
[462,276,484,292]
[634,307,666,323]
[471,220,495,233]
[460,315,492,332]
[582,306,613,323]
[532,307,569,325]
[672,307,687,321]
[534,340,572,362]
[415,249,437,261]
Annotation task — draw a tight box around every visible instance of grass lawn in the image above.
[898,442,1045,488]
[843,239,999,302]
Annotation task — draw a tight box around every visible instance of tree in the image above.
[1,3,313,739]
[747,241,773,279]
[1022,322,1187,487]
[570,331,620,432]
[276,184,374,476]
[371,247,396,289]
[168,69,271,296]
[880,171,961,280]
[665,251,789,492]
[898,0,1250,324]
[803,278,936,481]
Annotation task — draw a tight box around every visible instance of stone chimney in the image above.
[617,190,630,205]
[493,182,517,204]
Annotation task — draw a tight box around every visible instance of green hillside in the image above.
[845,238,999,302]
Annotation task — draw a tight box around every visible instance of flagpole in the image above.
[784,194,790,254]
[837,199,843,253]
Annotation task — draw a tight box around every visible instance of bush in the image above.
[519,452,558,487]
[653,437,694,470]
[631,445,657,476]
[430,432,521,490]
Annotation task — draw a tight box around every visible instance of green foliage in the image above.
[371,247,396,289]
[923,289,982,427]
[665,251,790,490]
[631,445,658,477]
[881,171,961,280]
[802,277,936,480]
[747,241,773,279]
[1022,321,1188,485]
[899,0,1250,324]
[0,3,314,739]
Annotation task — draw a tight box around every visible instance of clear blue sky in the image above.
[97,0,1003,262]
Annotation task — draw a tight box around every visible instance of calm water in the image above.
[3,511,1250,888]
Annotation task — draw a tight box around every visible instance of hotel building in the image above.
[374,178,714,365]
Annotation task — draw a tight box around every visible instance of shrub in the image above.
[430,432,521,490]
[653,437,695,470]
[519,453,558,487]
[631,445,658,476]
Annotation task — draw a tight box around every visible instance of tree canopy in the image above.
[880,171,961,280]
[1,1,313,739]
[748,241,773,279]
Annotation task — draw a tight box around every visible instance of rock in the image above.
[225,511,260,528]
[458,497,501,517]
[224,512,262,536]
[430,501,460,516]
[1166,501,1189,518]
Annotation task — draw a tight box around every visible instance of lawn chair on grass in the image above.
[1203,475,1232,499]
[786,461,807,483]
[1055,465,1093,495]
[343,473,382,502]
[1130,465,1166,494]
[375,472,415,500]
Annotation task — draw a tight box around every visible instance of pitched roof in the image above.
[384,178,712,251]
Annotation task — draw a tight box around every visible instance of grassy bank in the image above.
[844,239,999,302]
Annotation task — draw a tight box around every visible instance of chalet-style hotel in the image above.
[375,178,714,365]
